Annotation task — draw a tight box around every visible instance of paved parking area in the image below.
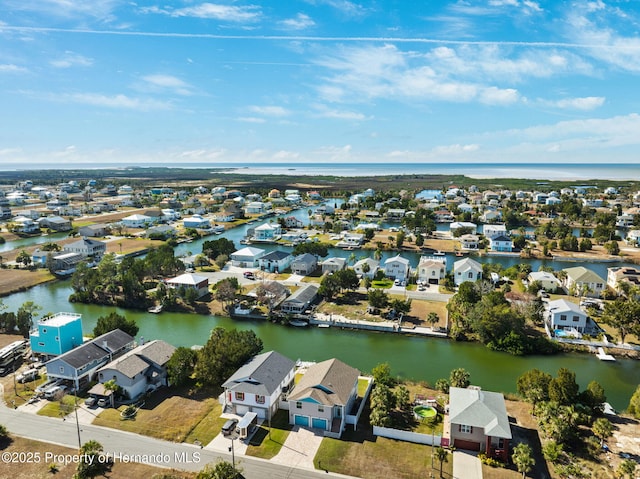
[270,426,324,470]
[453,450,483,479]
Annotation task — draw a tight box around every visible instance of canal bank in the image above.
[2,279,638,411]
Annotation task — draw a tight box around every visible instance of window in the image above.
[573,316,580,322]
[256,395,265,404]
[42,328,47,333]
[59,366,64,373]
[55,336,59,341]
[38,342,45,347]
[459,425,473,434]
[235,392,245,401]
[296,401,302,409]
[318,406,324,413]
[468,272,473,278]
[596,283,602,289]
[560,314,567,322]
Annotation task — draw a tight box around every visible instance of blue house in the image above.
[30,312,84,358]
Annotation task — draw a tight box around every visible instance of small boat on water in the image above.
[318,324,331,328]
[289,320,308,327]
[148,305,163,314]
[433,251,446,256]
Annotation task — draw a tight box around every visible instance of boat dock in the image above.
[596,347,616,361]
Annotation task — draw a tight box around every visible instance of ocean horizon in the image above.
[1,162,639,182]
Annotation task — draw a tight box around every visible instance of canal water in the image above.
[2,201,639,409]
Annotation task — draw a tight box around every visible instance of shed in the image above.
[236,411,258,439]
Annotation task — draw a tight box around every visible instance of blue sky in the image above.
[1,0,640,166]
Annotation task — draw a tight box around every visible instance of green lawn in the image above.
[245,410,292,459]
[37,394,78,418]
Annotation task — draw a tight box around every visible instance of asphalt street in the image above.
[0,403,356,479]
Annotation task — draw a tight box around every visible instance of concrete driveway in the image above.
[453,450,483,479]
[271,426,324,470]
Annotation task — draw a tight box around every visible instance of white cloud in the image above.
[248,105,291,117]
[543,96,605,111]
[141,74,193,96]
[304,0,368,18]
[237,117,266,123]
[272,150,300,160]
[432,144,480,154]
[50,51,93,68]
[479,87,520,105]
[280,13,315,30]
[144,3,262,22]
[0,64,28,73]
[179,149,226,160]
[62,92,170,110]
[315,106,367,120]
[5,0,122,21]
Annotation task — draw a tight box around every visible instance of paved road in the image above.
[0,403,356,479]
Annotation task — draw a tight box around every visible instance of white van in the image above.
[44,385,67,400]
[16,368,39,383]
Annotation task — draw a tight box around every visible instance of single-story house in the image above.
[447,386,512,462]
[527,271,561,292]
[221,350,296,420]
[322,257,347,275]
[384,255,411,281]
[291,253,318,276]
[183,214,211,229]
[38,215,72,231]
[63,238,107,258]
[45,329,135,391]
[258,250,293,273]
[353,258,379,279]
[562,266,606,298]
[453,258,483,286]
[281,284,319,314]
[146,224,177,239]
[78,224,110,237]
[288,358,360,438]
[121,213,154,228]
[231,247,266,267]
[547,298,588,333]
[52,252,85,272]
[166,273,209,298]
[97,340,176,400]
[417,257,446,285]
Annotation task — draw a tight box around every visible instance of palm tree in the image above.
[512,443,535,479]
[434,447,449,478]
[373,249,382,261]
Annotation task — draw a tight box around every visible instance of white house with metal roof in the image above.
[166,272,210,297]
[384,254,410,281]
[562,266,606,297]
[453,257,483,286]
[547,299,588,334]
[221,351,296,420]
[230,246,266,267]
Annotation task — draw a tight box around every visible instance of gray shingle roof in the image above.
[288,358,359,406]
[261,250,292,261]
[283,284,318,306]
[222,351,295,396]
[98,340,176,379]
[54,329,135,369]
[448,387,512,439]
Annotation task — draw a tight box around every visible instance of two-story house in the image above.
[222,351,296,420]
[384,255,411,281]
[291,253,318,276]
[453,258,483,286]
[562,266,606,298]
[547,299,589,334]
[417,257,446,285]
[30,312,83,359]
[258,250,294,273]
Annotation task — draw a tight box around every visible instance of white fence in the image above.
[373,426,442,446]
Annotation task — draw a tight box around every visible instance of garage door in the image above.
[454,439,481,451]
[428,278,438,285]
[236,405,250,416]
[253,407,266,419]
[312,418,327,430]
[294,415,309,427]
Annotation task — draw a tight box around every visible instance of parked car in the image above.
[16,368,39,383]
[221,418,238,436]
[97,397,109,408]
[84,396,97,408]
[44,385,67,400]
[35,379,61,395]
[243,271,255,280]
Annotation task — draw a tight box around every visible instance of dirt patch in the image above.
[0,269,56,297]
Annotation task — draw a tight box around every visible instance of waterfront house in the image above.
[146,224,177,239]
[453,258,483,286]
[527,271,561,292]
[459,234,480,250]
[52,252,85,273]
[97,340,176,400]
[45,329,135,391]
[353,258,379,279]
[221,350,296,420]
[481,210,502,223]
[626,230,640,247]
[482,224,507,239]
[121,213,153,228]
[489,234,514,252]
[257,250,293,273]
[291,253,318,276]
[13,216,40,234]
[166,273,209,298]
[30,312,83,359]
[78,224,110,237]
[183,214,211,229]
[386,209,406,221]
[450,222,477,235]
[63,238,107,259]
[562,266,606,298]
[607,266,640,294]
[447,386,511,462]
[547,299,588,334]
[417,257,446,285]
[288,358,360,438]
[231,247,266,267]
[281,284,319,314]
[322,257,347,275]
[253,223,281,241]
[616,214,635,228]
[434,209,455,223]
[213,212,235,222]
[38,215,72,232]
[384,255,410,281]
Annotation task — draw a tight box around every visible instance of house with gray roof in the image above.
[45,329,135,391]
[97,340,176,400]
[287,358,360,438]
[321,257,347,275]
[447,386,512,462]
[562,266,606,298]
[221,351,296,420]
[63,238,107,259]
[281,284,319,314]
[78,223,111,237]
[290,253,318,275]
[258,250,293,273]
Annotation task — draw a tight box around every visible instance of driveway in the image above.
[271,426,324,470]
[453,450,483,479]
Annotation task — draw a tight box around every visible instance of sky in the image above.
[1,0,640,167]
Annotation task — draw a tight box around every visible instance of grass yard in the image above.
[37,394,78,418]
[93,387,219,442]
[0,268,56,296]
[245,410,293,459]
[183,401,226,446]
[314,431,453,479]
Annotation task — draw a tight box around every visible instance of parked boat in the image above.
[148,305,163,314]
[288,320,308,327]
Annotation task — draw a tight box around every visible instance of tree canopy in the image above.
[93,312,139,338]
